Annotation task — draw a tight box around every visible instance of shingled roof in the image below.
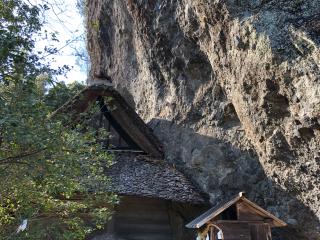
[54,84,206,205]
[106,153,206,204]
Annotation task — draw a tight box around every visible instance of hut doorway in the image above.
[198,225,224,240]
[209,224,224,240]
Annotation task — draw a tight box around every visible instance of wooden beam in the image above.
[53,85,164,158]
[241,198,287,227]
[186,194,242,228]
[214,220,265,224]
[97,96,140,149]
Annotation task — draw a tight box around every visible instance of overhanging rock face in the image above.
[86,0,320,239]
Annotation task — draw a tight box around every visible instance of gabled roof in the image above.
[53,85,207,205]
[54,85,163,158]
[106,153,207,204]
[186,192,287,228]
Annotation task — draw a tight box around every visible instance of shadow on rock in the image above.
[148,118,320,240]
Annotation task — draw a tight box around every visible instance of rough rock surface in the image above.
[86,0,320,239]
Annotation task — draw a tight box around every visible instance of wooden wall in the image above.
[113,196,173,240]
[213,222,272,240]
[90,196,205,240]
[217,222,251,240]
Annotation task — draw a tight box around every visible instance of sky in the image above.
[31,0,88,84]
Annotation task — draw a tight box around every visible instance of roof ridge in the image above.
[186,192,287,229]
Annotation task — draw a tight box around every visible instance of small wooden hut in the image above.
[186,192,287,240]
[56,85,208,240]
[95,153,207,240]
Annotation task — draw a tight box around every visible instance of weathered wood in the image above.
[250,223,272,240]
[98,87,163,158]
[186,193,243,228]
[113,196,173,240]
[186,192,287,229]
[89,111,133,149]
[98,97,140,149]
[240,198,286,227]
[237,202,264,221]
[170,202,208,240]
[168,204,184,240]
[214,220,264,224]
[88,196,205,240]
[216,222,251,240]
[53,85,164,158]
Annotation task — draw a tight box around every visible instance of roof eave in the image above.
[52,85,164,158]
[241,197,287,227]
[186,194,242,229]
[186,192,287,229]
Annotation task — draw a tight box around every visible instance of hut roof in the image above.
[54,85,163,158]
[186,192,287,228]
[106,153,206,204]
[54,85,206,205]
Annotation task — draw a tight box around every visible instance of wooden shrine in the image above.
[186,192,287,240]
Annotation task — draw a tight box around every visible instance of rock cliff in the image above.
[86,0,320,239]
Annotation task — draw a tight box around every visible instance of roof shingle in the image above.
[106,153,206,204]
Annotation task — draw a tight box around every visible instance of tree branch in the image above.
[0,148,46,164]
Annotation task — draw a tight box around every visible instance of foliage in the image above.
[45,82,86,110]
[0,1,116,239]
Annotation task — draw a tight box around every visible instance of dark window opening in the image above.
[220,204,237,220]
[96,96,143,151]
[99,114,142,151]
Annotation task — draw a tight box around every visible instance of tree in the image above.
[0,1,116,239]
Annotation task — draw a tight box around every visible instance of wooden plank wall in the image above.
[237,202,264,222]
[250,224,272,240]
[90,196,204,240]
[113,196,173,240]
[217,222,251,240]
